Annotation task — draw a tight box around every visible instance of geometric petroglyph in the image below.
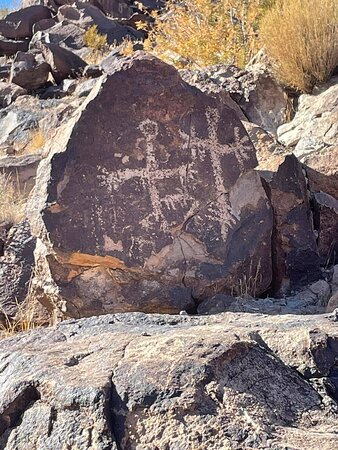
[98,107,252,240]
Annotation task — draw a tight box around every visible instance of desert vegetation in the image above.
[260,0,338,92]
[145,0,273,68]
[0,173,27,224]
[146,0,338,92]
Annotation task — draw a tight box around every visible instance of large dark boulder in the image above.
[36,42,86,83]
[264,155,321,294]
[28,52,273,319]
[0,5,52,39]
[0,36,29,57]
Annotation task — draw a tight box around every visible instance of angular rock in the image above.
[10,51,50,91]
[30,20,86,51]
[327,292,338,312]
[0,154,41,192]
[0,220,36,321]
[264,155,321,294]
[37,42,86,84]
[0,312,337,449]
[57,2,144,44]
[32,17,57,33]
[197,293,236,315]
[28,53,273,319]
[313,191,338,266]
[278,77,338,178]
[243,120,287,170]
[0,82,26,109]
[0,5,52,39]
[181,64,289,135]
[0,36,29,56]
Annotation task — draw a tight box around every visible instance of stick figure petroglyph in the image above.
[97,108,251,240]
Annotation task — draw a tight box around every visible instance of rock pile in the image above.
[0,1,147,95]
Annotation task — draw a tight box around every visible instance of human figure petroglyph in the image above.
[97,109,252,239]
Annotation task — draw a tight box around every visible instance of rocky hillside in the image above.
[0,1,337,449]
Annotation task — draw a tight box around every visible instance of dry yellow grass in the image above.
[145,0,272,68]
[0,173,27,224]
[260,0,338,92]
[83,25,110,64]
[0,296,46,338]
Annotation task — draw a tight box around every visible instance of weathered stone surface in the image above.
[243,120,287,170]
[0,5,52,39]
[10,51,50,91]
[0,82,26,109]
[0,155,41,192]
[30,20,86,51]
[32,17,57,33]
[57,2,143,44]
[28,53,273,319]
[181,64,289,135]
[0,220,36,321]
[313,191,338,266]
[0,95,83,155]
[0,36,29,57]
[36,42,86,84]
[0,312,337,449]
[264,155,321,294]
[278,77,338,178]
[197,293,236,315]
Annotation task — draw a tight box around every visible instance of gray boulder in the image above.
[181,64,289,135]
[278,77,338,172]
[10,51,50,91]
[0,220,36,321]
[0,82,26,109]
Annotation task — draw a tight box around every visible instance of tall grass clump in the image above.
[145,0,273,68]
[260,0,338,93]
[0,173,27,224]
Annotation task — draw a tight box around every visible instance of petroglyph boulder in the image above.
[29,53,272,319]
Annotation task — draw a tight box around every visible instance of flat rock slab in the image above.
[29,52,273,319]
[0,312,337,449]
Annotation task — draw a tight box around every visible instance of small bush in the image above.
[260,0,338,92]
[0,173,27,224]
[83,25,110,63]
[145,0,272,68]
[84,25,108,51]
